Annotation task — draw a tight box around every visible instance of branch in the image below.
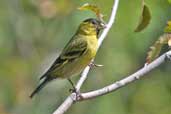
[78,50,171,100]
[52,0,120,114]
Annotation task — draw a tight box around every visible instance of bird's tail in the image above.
[30,77,52,98]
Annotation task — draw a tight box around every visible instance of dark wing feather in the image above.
[40,37,87,80]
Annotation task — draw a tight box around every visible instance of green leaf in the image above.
[134,2,151,32]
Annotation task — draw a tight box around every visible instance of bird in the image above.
[30,18,106,98]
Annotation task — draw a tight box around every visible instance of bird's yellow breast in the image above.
[86,35,98,59]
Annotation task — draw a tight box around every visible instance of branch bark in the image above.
[52,0,120,114]
[78,50,171,100]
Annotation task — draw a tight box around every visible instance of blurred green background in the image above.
[0,0,171,114]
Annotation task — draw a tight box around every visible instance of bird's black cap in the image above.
[84,18,101,25]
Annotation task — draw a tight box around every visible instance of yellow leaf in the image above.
[78,3,104,21]
[146,34,169,64]
[168,39,171,47]
[167,34,171,47]
[164,21,171,33]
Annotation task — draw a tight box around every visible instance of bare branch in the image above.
[52,0,120,114]
[78,50,171,100]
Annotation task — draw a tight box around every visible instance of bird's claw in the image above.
[88,62,103,68]
[69,88,82,101]
[143,63,148,67]
[69,87,77,93]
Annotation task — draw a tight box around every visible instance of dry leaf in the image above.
[168,38,171,47]
[78,3,104,21]
[146,34,169,64]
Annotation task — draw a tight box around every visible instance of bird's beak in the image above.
[100,22,107,29]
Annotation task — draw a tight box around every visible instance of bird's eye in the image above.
[91,20,97,25]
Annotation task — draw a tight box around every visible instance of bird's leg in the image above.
[88,62,103,68]
[68,78,76,92]
[68,78,82,101]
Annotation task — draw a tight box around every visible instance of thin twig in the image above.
[52,0,119,114]
[77,50,171,100]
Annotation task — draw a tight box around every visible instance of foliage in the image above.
[146,34,170,63]
[146,21,171,63]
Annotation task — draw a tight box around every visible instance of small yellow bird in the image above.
[30,18,106,98]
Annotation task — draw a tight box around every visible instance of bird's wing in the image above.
[61,37,88,59]
[40,36,88,79]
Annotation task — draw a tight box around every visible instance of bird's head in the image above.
[78,18,106,36]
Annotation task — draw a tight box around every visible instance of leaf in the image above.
[146,34,169,64]
[134,1,151,32]
[164,21,171,33]
[146,21,171,64]
[167,34,171,47]
[164,21,171,46]
[168,38,171,47]
[78,3,104,21]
